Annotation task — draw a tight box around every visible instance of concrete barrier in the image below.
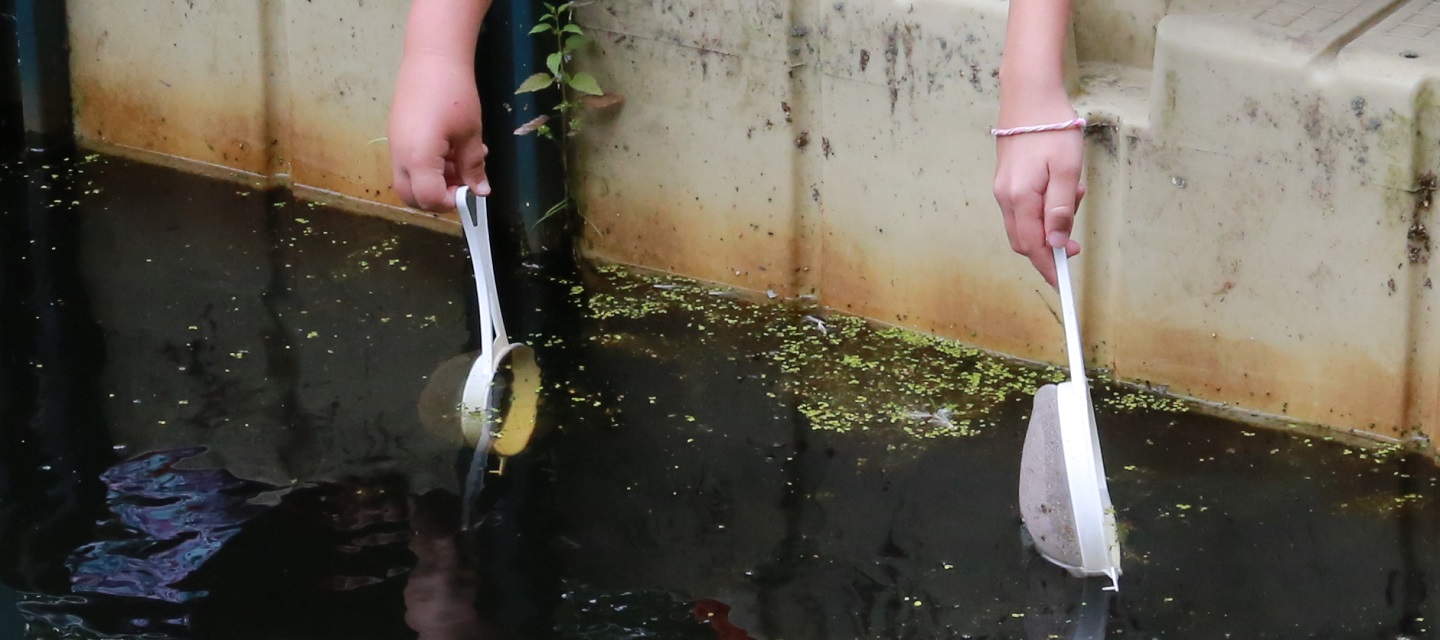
[62,0,1440,452]
[66,0,436,226]
[571,0,1440,452]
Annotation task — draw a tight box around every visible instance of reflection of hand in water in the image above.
[404,491,506,640]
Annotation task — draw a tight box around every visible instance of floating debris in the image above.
[578,264,1087,440]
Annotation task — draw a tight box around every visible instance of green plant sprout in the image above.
[515,1,617,227]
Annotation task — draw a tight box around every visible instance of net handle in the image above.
[1053,246,1086,383]
[457,187,508,368]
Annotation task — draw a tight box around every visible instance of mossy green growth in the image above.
[581,265,1086,440]
[1100,389,1190,414]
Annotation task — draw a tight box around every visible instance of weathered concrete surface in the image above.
[572,0,1440,453]
[66,0,439,225]
[69,2,272,172]
[59,0,1440,451]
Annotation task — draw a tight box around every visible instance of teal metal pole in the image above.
[14,0,71,150]
[476,0,569,262]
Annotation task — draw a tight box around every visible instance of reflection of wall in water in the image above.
[73,160,473,494]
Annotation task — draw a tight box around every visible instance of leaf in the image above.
[562,23,584,35]
[529,23,554,34]
[515,72,554,94]
[534,197,571,227]
[566,72,604,96]
[513,115,551,136]
[562,34,587,54]
[546,52,563,78]
[580,92,625,110]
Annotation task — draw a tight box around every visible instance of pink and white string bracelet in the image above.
[990,117,1086,138]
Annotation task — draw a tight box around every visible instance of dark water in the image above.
[0,152,1435,639]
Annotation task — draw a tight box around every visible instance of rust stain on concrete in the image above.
[582,193,800,296]
[818,236,1066,362]
[73,75,269,175]
[1110,320,1413,442]
[73,67,438,226]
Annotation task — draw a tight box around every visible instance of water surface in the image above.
[0,153,1434,639]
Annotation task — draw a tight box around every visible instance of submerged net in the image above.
[1019,383,1083,571]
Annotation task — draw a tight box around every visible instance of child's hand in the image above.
[993,0,1081,289]
[389,53,491,212]
[388,0,493,212]
[992,105,1085,289]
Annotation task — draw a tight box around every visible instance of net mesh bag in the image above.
[1019,383,1084,572]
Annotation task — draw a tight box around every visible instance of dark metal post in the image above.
[14,0,71,150]
[475,0,569,263]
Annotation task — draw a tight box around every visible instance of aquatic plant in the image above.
[584,267,1062,439]
[575,265,1204,442]
[515,1,620,227]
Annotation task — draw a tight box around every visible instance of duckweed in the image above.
[1101,389,1190,414]
[579,265,1190,440]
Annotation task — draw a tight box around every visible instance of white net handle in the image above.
[457,186,509,369]
[1053,246,1121,589]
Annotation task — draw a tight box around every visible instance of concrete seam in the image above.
[260,0,294,181]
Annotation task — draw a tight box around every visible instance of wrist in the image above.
[997,100,1075,129]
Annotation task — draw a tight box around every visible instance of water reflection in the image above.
[11,460,485,638]
[0,146,113,597]
[0,153,1436,638]
[0,582,23,638]
[1023,553,1111,640]
[68,448,273,603]
[405,490,506,640]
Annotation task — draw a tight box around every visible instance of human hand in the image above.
[993,118,1085,289]
[389,52,491,212]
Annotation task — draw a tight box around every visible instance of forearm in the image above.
[402,0,492,63]
[390,0,494,209]
[997,0,1073,124]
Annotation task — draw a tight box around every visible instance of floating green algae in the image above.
[580,265,1067,439]
[1100,388,1190,414]
[577,264,1196,439]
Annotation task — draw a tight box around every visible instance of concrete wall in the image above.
[61,0,1440,453]
[570,0,1440,453]
[67,0,429,224]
